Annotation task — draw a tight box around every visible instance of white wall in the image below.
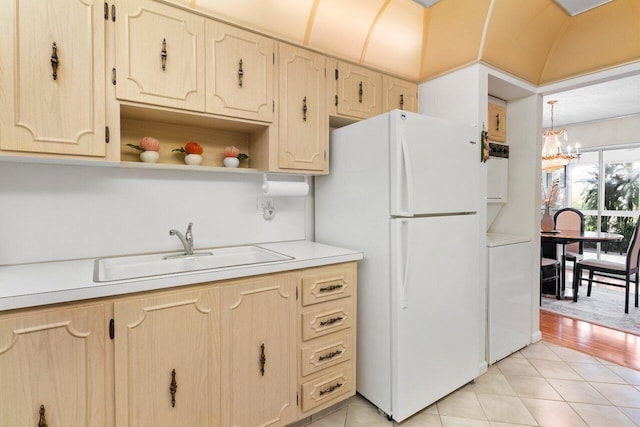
[0,162,308,265]
[418,64,489,373]
[419,65,484,127]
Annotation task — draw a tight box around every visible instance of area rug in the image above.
[541,286,640,336]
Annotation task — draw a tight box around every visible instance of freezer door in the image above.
[390,214,480,422]
[389,110,479,216]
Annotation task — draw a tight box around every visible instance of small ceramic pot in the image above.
[223,157,239,168]
[140,150,160,163]
[185,154,202,165]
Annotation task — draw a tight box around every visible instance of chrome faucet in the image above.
[169,222,194,255]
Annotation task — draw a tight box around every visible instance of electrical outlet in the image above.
[256,197,274,214]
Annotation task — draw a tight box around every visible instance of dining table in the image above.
[540,229,623,299]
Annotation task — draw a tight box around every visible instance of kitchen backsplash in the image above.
[0,162,307,265]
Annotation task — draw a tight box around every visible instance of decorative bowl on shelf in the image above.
[223,157,239,168]
[185,154,203,166]
[140,150,160,163]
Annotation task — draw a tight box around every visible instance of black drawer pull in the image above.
[319,284,343,292]
[319,382,343,396]
[320,316,343,326]
[318,350,342,361]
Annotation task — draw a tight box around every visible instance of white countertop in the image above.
[486,233,531,247]
[0,240,363,311]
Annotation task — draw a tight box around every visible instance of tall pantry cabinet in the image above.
[0,0,107,157]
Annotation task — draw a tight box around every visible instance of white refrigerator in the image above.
[315,110,481,422]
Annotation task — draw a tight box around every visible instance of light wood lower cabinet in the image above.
[114,287,219,427]
[297,263,358,417]
[0,262,357,427]
[0,303,106,426]
[219,275,297,426]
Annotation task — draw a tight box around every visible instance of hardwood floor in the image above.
[540,309,640,371]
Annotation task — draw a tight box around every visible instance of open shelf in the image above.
[120,103,269,170]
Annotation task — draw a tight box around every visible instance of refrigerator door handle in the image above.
[398,219,411,309]
[398,129,414,216]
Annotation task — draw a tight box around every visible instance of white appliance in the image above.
[486,233,533,364]
[315,110,481,422]
[487,142,509,203]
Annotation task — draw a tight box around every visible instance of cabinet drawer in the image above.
[301,299,353,341]
[300,333,352,377]
[301,267,354,306]
[301,364,354,412]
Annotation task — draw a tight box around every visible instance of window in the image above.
[563,146,640,258]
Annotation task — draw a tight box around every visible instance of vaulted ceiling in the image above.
[179,0,640,85]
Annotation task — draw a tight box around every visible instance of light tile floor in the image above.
[293,340,640,427]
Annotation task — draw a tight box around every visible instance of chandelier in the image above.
[541,100,580,172]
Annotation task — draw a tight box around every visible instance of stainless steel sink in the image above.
[94,245,293,282]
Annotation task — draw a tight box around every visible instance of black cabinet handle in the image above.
[38,404,48,427]
[50,42,58,80]
[169,369,177,407]
[302,97,308,122]
[319,382,343,396]
[161,39,167,71]
[320,316,343,326]
[319,284,343,292]
[259,343,266,376]
[318,350,343,361]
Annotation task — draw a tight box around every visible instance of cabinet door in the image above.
[278,43,328,172]
[487,103,507,142]
[220,276,296,427]
[115,0,205,111]
[335,61,382,119]
[206,20,274,122]
[0,304,105,426]
[382,76,418,113]
[114,288,218,427]
[0,0,106,156]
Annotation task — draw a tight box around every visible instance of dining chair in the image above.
[540,257,560,304]
[573,216,640,313]
[554,208,584,283]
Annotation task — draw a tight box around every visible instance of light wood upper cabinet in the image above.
[205,20,274,122]
[278,43,328,173]
[0,304,105,426]
[382,76,418,113]
[487,102,507,142]
[115,0,205,111]
[219,275,297,427]
[114,288,219,427]
[332,61,382,120]
[0,0,106,157]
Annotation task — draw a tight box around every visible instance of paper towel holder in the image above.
[261,174,310,197]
